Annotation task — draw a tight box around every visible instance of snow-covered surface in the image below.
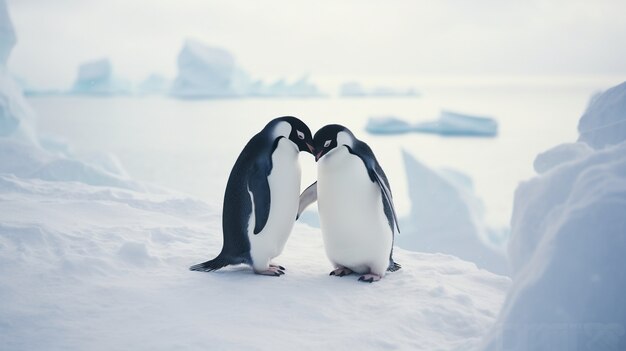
[340,81,418,97]
[366,110,498,137]
[0,174,509,350]
[481,81,626,350]
[578,81,626,149]
[72,58,131,95]
[398,150,509,275]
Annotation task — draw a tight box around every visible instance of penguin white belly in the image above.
[248,138,301,270]
[317,147,392,276]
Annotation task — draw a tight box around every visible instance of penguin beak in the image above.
[315,151,323,162]
[306,143,315,154]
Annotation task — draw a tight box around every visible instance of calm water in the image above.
[28,78,619,228]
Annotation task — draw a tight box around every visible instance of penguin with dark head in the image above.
[191,116,314,276]
[299,124,401,282]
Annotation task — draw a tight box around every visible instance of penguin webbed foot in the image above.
[358,274,382,283]
[255,266,285,277]
[269,264,286,271]
[329,267,353,277]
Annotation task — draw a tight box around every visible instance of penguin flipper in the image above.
[249,161,271,235]
[346,143,401,234]
[371,169,401,234]
[297,181,317,220]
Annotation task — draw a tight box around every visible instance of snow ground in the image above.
[0,174,509,350]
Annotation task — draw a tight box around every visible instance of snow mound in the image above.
[340,81,418,97]
[71,58,130,95]
[170,39,245,98]
[399,150,509,275]
[533,142,593,174]
[482,141,626,350]
[0,174,509,350]
[481,81,626,350]
[578,81,626,149]
[0,0,15,66]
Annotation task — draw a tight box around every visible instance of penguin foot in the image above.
[255,266,285,277]
[269,264,286,271]
[329,267,353,277]
[358,274,382,283]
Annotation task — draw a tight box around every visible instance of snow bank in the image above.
[481,81,626,350]
[72,58,131,95]
[0,173,509,350]
[578,81,626,149]
[399,150,509,275]
[340,81,418,97]
[366,110,498,137]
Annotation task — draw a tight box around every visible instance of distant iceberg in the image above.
[170,39,244,98]
[137,73,171,95]
[71,58,131,95]
[170,39,324,98]
[366,110,498,137]
[0,0,15,66]
[340,81,418,97]
[398,150,509,275]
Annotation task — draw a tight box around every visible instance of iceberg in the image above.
[249,75,324,97]
[481,81,626,350]
[170,39,245,98]
[578,81,626,148]
[0,0,15,66]
[366,110,498,137]
[136,73,170,95]
[365,116,413,134]
[398,150,509,275]
[340,81,418,97]
[71,58,131,95]
[414,110,498,136]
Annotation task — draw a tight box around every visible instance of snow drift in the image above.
[481,81,626,350]
[399,150,508,275]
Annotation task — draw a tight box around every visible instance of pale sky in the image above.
[6,0,626,89]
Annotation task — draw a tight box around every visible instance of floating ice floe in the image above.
[398,150,509,275]
[481,81,626,350]
[340,81,418,97]
[71,58,131,95]
[366,110,498,137]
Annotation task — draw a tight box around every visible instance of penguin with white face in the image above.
[190,116,314,276]
[299,124,401,282]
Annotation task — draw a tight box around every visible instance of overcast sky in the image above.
[6,0,626,88]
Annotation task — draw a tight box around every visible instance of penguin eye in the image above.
[324,140,331,147]
[297,130,305,140]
